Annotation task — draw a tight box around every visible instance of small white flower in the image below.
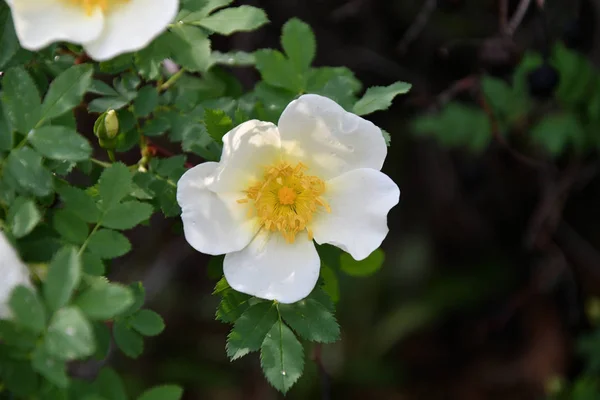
[0,231,32,319]
[177,94,400,304]
[6,0,179,61]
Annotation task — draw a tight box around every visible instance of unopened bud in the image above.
[94,110,119,149]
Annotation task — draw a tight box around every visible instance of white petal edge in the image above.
[278,94,388,180]
[223,230,320,304]
[0,231,32,320]
[9,0,104,51]
[177,162,259,256]
[207,120,282,193]
[83,0,178,61]
[312,168,400,261]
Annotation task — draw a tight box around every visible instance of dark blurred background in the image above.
[97,0,600,398]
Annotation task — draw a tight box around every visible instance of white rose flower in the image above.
[0,231,32,319]
[6,0,179,61]
[177,94,400,303]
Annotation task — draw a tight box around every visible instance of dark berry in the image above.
[527,63,560,99]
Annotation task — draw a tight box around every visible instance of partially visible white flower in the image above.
[6,0,179,61]
[177,94,400,304]
[0,231,32,319]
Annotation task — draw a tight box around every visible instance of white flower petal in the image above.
[312,168,399,261]
[83,0,178,61]
[9,0,104,51]
[223,230,320,304]
[278,94,387,180]
[177,162,259,256]
[207,120,282,193]
[0,232,32,320]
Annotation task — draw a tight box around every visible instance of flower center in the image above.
[63,0,129,14]
[238,161,330,243]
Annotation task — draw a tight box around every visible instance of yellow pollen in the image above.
[64,0,129,15]
[278,186,297,205]
[241,161,331,243]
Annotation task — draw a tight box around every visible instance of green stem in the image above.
[78,222,101,256]
[159,68,186,91]
[107,150,116,162]
[91,158,111,168]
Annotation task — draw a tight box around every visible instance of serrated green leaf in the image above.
[75,282,134,320]
[179,0,232,20]
[281,18,315,71]
[53,209,89,244]
[8,197,41,238]
[97,163,132,210]
[44,246,81,312]
[9,285,46,334]
[216,286,251,323]
[92,321,111,360]
[81,251,105,276]
[170,25,212,73]
[29,126,92,161]
[340,248,385,277]
[113,320,143,358]
[254,49,303,93]
[353,81,412,116]
[279,298,340,343]
[260,320,304,394]
[95,368,127,400]
[130,309,165,336]
[31,347,69,388]
[0,103,13,151]
[121,281,145,316]
[58,186,100,223]
[5,147,53,197]
[204,109,233,143]
[102,201,153,230]
[196,6,268,35]
[226,302,278,360]
[210,51,255,67]
[2,67,41,133]
[44,307,95,360]
[41,64,93,122]
[0,7,20,70]
[137,384,183,400]
[87,228,131,259]
[134,85,159,117]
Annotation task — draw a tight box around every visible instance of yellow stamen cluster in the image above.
[238,161,330,243]
[64,0,129,15]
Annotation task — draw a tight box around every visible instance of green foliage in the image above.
[340,248,385,277]
[354,81,412,116]
[0,2,410,396]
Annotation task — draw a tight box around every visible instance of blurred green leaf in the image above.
[353,81,411,116]
[31,347,69,388]
[137,385,183,400]
[44,307,95,360]
[255,50,303,93]
[204,108,233,143]
[57,186,100,223]
[281,18,315,72]
[113,320,143,358]
[340,248,385,277]
[196,6,268,35]
[44,246,81,312]
[9,285,46,334]
[133,85,159,117]
[94,368,127,400]
[170,25,212,73]
[130,310,165,337]
[0,7,20,70]
[75,282,134,320]
[53,209,89,244]
[8,197,41,238]
[530,113,585,156]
